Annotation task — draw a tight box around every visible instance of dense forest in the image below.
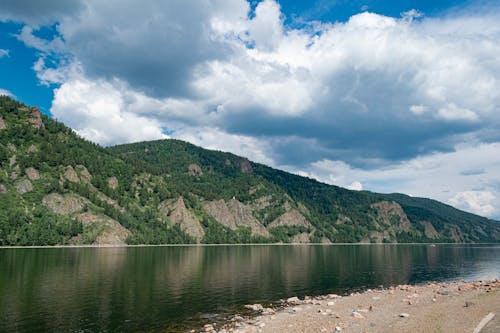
[1,96,499,245]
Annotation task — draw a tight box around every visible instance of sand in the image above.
[198,280,499,333]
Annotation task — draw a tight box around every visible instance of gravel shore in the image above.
[196,280,499,333]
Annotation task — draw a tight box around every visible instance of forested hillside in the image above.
[1,96,499,245]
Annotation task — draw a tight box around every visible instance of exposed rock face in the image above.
[188,163,203,176]
[75,165,91,182]
[291,232,310,243]
[0,115,5,130]
[371,201,412,232]
[43,193,89,215]
[268,209,311,229]
[25,167,40,180]
[159,197,205,241]
[28,107,44,129]
[203,199,270,237]
[421,221,439,239]
[0,184,7,193]
[76,212,131,245]
[107,176,119,190]
[321,237,332,244]
[251,195,272,210]
[63,166,80,183]
[15,179,33,194]
[240,158,253,173]
[449,225,465,242]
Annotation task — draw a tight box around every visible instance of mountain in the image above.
[1,96,499,245]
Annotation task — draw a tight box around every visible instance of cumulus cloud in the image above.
[2,0,500,218]
[449,191,496,216]
[51,78,167,146]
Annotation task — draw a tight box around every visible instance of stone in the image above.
[438,290,449,296]
[25,167,40,180]
[399,313,410,318]
[262,308,275,315]
[64,166,80,183]
[286,296,301,304]
[351,311,365,319]
[335,326,342,332]
[43,193,89,215]
[15,179,33,194]
[465,301,474,307]
[327,301,335,306]
[244,304,264,311]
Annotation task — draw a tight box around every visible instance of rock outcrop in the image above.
[371,201,412,232]
[421,221,439,239]
[188,163,203,176]
[268,209,311,229]
[203,199,269,237]
[240,158,253,173]
[28,107,44,129]
[107,176,119,190]
[25,167,40,180]
[76,212,131,245]
[291,232,310,243]
[63,166,80,183]
[15,179,33,194]
[0,115,5,130]
[43,193,89,215]
[159,197,205,241]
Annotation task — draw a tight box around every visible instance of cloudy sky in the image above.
[1,0,500,219]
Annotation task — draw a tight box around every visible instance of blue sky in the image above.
[1,0,500,218]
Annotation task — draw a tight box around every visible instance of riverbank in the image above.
[198,280,499,333]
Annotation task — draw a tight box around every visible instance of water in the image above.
[0,244,499,332]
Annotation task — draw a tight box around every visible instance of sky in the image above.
[1,0,500,219]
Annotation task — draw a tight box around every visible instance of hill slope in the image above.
[1,96,499,245]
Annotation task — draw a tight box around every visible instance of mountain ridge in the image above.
[1,95,499,245]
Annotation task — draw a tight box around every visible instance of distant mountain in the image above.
[1,96,499,245]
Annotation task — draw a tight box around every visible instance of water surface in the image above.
[0,244,499,332]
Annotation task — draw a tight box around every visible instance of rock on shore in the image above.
[196,280,499,333]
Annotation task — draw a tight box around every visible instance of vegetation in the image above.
[1,96,499,245]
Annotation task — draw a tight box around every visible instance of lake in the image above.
[1,244,499,332]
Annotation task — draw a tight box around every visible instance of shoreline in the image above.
[197,280,499,333]
[1,242,499,249]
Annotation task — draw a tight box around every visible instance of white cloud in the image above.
[0,49,9,58]
[437,103,479,122]
[347,181,363,191]
[51,78,167,146]
[3,0,500,219]
[410,104,428,115]
[0,88,14,97]
[449,191,496,216]
[292,142,500,218]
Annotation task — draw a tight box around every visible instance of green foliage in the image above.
[1,95,499,245]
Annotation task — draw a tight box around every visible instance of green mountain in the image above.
[1,96,499,245]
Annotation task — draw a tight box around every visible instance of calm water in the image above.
[1,244,499,332]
